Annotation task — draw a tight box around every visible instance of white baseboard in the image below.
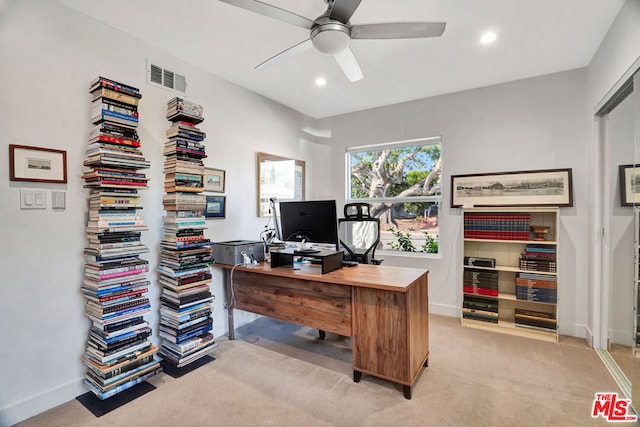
[429,303,459,318]
[0,378,85,426]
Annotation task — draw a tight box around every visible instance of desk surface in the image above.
[222,262,428,293]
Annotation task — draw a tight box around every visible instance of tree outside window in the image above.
[346,137,441,253]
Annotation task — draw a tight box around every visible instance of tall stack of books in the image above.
[158,97,216,371]
[81,77,161,400]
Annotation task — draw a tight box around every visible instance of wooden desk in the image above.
[221,262,429,399]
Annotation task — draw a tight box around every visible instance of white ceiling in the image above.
[57,0,624,119]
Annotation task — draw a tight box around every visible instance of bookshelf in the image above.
[461,207,559,342]
[157,97,216,375]
[80,77,161,403]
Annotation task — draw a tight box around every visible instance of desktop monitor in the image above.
[278,200,339,251]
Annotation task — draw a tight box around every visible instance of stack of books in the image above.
[462,295,498,324]
[515,273,557,303]
[519,244,557,273]
[463,267,498,297]
[81,77,161,400]
[158,97,216,370]
[514,308,557,331]
[463,213,531,240]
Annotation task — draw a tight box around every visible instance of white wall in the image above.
[0,1,326,424]
[322,69,590,335]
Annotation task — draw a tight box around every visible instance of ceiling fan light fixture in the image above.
[311,23,351,55]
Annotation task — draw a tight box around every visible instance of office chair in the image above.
[338,203,383,265]
[318,203,383,340]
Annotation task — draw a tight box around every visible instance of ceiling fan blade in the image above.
[334,48,363,82]
[255,39,313,70]
[219,0,314,29]
[328,0,363,23]
[351,22,446,39]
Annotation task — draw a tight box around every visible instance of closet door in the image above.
[599,69,640,409]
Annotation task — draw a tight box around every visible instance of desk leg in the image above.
[403,385,412,400]
[224,269,235,340]
[353,370,362,383]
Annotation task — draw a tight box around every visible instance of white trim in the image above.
[594,55,640,114]
[345,136,441,153]
[349,196,441,203]
[0,378,86,426]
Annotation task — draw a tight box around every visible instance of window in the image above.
[346,137,441,254]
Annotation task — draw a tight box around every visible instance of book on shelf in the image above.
[83,365,162,400]
[514,308,557,330]
[85,358,159,389]
[92,87,141,106]
[90,76,142,98]
[84,345,157,377]
[463,256,496,268]
[158,340,216,368]
[90,122,139,140]
[462,309,498,324]
[160,332,214,354]
[464,213,531,240]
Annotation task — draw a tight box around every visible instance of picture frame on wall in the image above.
[451,168,573,208]
[205,195,226,219]
[204,168,225,193]
[9,144,67,184]
[619,164,640,206]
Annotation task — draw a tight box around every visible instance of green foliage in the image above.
[422,233,439,253]
[386,227,417,252]
[387,228,439,254]
[350,144,441,199]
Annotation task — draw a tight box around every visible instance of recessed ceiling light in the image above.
[480,31,497,44]
[315,77,327,87]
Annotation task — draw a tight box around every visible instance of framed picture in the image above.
[205,195,226,219]
[451,168,573,208]
[9,144,67,184]
[619,164,640,206]
[204,168,225,193]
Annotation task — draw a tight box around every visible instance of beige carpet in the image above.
[16,314,638,427]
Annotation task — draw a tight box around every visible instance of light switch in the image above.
[20,189,47,209]
[52,191,66,209]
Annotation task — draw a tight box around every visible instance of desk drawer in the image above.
[232,271,352,336]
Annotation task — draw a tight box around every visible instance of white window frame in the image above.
[345,136,442,256]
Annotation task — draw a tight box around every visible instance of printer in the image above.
[212,240,265,265]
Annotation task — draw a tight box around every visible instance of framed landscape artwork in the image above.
[9,144,67,184]
[619,164,640,206]
[205,195,226,219]
[204,167,225,193]
[451,168,573,208]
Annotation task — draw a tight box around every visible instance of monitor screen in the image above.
[279,200,339,248]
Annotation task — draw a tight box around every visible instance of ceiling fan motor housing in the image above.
[311,17,351,55]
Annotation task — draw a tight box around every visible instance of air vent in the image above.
[147,60,187,94]
[150,64,162,85]
[163,69,174,89]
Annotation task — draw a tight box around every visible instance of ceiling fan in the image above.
[219,0,446,82]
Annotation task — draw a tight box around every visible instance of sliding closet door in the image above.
[599,69,640,409]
